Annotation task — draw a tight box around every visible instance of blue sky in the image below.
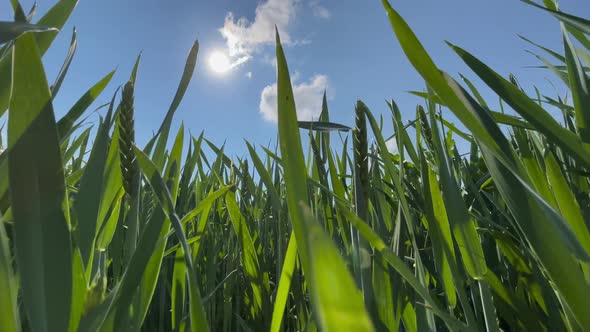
[3,0,590,156]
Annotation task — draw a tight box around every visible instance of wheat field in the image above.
[1,0,590,331]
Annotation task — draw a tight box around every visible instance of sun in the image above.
[208,51,232,74]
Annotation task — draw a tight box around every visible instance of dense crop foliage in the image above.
[1,0,590,331]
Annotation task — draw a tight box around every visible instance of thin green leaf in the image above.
[57,69,115,138]
[270,232,297,332]
[380,0,501,155]
[51,27,77,97]
[148,40,198,163]
[8,32,72,332]
[545,151,590,255]
[449,43,590,167]
[522,0,590,35]
[563,25,590,143]
[0,213,20,332]
[225,192,265,315]
[134,146,209,332]
[74,89,118,269]
[0,0,78,116]
[276,29,374,332]
[297,121,351,132]
[0,21,56,44]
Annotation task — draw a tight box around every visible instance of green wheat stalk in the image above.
[119,81,137,198]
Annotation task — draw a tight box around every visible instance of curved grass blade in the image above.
[442,71,590,260]
[270,232,297,332]
[275,29,374,332]
[51,27,77,97]
[0,0,78,116]
[246,142,281,212]
[34,0,78,52]
[519,35,565,63]
[448,43,590,167]
[9,0,27,22]
[74,89,118,269]
[362,104,416,239]
[478,280,499,332]
[79,185,216,332]
[563,26,590,143]
[25,2,37,22]
[225,191,266,316]
[410,90,534,130]
[297,121,351,132]
[204,138,243,178]
[0,21,56,44]
[63,127,91,164]
[0,213,19,332]
[133,146,209,332]
[130,51,142,85]
[78,210,168,331]
[362,104,437,328]
[275,28,311,274]
[8,31,72,332]
[146,40,198,161]
[521,0,590,35]
[69,248,87,332]
[178,185,233,226]
[545,151,590,255]
[95,190,124,251]
[422,163,457,308]
[388,99,420,164]
[459,74,489,107]
[484,270,544,330]
[337,205,469,331]
[303,203,376,331]
[380,0,501,156]
[440,70,590,328]
[164,125,184,201]
[131,126,184,329]
[479,142,590,330]
[428,104,487,280]
[526,52,570,86]
[490,112,535,130]
[171,247,187,331]
[57,69,115,138]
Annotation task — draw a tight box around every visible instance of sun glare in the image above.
[208,51,232,74]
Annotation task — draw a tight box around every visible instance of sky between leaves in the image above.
[1,0,590,156]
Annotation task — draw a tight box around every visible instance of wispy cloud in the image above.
[310,0,331,19]
[386,138,398,154]
[262,54,278,69]
[259,74,330,123]
[229,54,252,70]
[219,0,297,67]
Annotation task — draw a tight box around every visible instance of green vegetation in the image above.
[1,0,590,331]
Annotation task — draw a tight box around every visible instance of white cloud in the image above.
[386,138,398,154]
[246,71,253,79]
[291,70,301,82]
[310,0,331,19]
[229,55,252,69]
[259,74,330,123]
[219,0,298,66]
[262,54,278,69]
